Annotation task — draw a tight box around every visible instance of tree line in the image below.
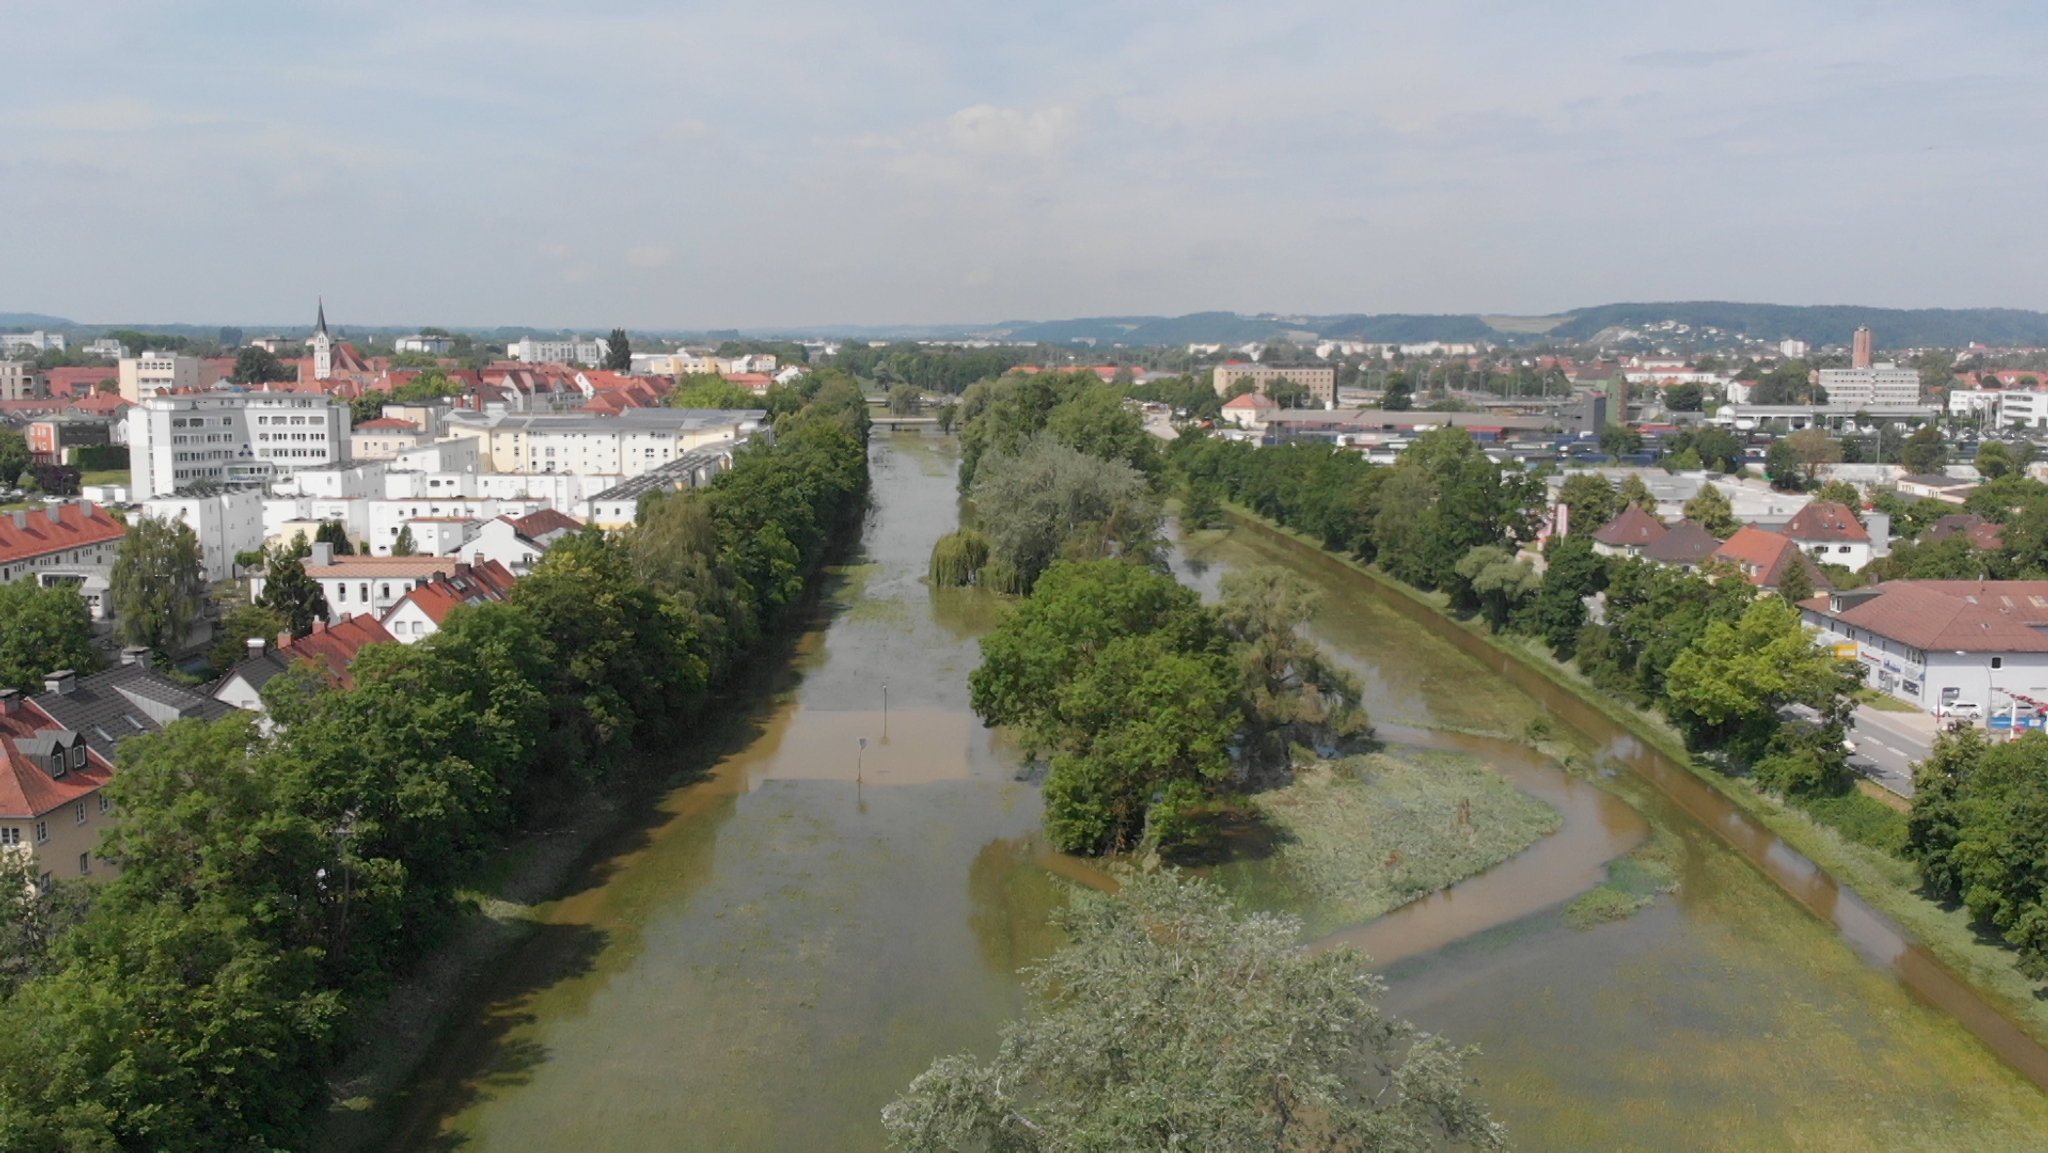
[0,377,870,1150]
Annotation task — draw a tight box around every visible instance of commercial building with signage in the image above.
[1799,581,2048,718]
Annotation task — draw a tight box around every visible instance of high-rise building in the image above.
[1852,326,1874,369]
[127,391,352,498]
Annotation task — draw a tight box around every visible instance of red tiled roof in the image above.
[1782,501,1869,544]
[1591,504,1667,547]
[0,709,112,820]
[279,614,397,689]
[1925,513,2004,551]
[1713,526,1833,591]
[383,561,518,627]
[1223,392,1278,410]
[44,367,120,397]
[1639,519,1721,565]
[1809,581,2048,653]
[0,502,126,566]
[353,417,420,431]
[507,508,583,539]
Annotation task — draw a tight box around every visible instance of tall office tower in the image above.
[1852,325,1874,369]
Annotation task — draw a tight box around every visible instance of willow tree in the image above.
[883,871,1507,1152]
[109,514,206,659]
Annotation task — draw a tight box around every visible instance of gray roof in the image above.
[32,664,237,761]
[590,449,735,504]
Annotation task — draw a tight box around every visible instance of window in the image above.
[1992,657,2004,669]
[98,794,110,814]
[75,801,86,825]
[79,853,90,875]
[34,822,47,844]
[0,828,17,846]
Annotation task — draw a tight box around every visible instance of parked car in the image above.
[1947,701,1983,721]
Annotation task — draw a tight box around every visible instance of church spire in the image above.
[315,298,329,337]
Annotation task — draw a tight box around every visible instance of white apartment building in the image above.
[1817,365,1920,407]
[441,408,765,477]
[1997,391,2048,429]
[507,336,609,366]
[366,496,548,554]
[390,437,480,474]
[264,497,369,549]
[0,331,66,353]
[117,352,202,402]
[83,338,125,359]
[140,490,267,582]
[0,361,47,400]
[249,544,485,624]
[128,392,351,498]
[1779,339,1810,359]
[395,334,454,354]
[271,460,387,500]
[1949,389,2004,419]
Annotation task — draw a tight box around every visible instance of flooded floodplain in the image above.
[403,438,2048,1151]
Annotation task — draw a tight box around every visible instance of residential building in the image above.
[1948,389,2003,419]
[1800,581,2048,713]
[83,338,125,359]
[1221,391,1278,430]
[116,351,203,402]
[24,415,110,464]
[390,436,480,475]
[0,361,48,401]
[211,616,397,714]
[127,391,352,498]
[1817,366,1919,407]
[440,408,764,477]
[1924,513,2004,551]
[1782,501,1873,570]
[0,686,113,886]
[1210,362,1338,407]
[0,331,65,354]
[28,651,235,766]
[0,502,126,598]
[393,517,476,556]
[1852,326,1874,369]
[1779,339,1810,359]
[351,417,428,459]
[1995,390,2048,429]
[140,490,267,583]
[1589,505,1667,557]
[394,333,455,355]
[463,509,583,575]
[585,449,735,527]
[249,544,499,624]
[507,335,609,366]
[1712,526,1832,592]
[382,561,518,644]
[1896,474,1975,505]
[1639,520,1723,569]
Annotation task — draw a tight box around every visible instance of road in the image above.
[1848,705,1940,798]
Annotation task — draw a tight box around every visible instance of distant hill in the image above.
[1545,302,2048,350]
[0,312,76,329]
[985,311,1495,346]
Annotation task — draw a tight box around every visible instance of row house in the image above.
[0,502,128,618]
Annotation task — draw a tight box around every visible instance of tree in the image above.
[1663,596,1852,766]
[1906,730,2048,975]
[230,345,295,384]
[1666,447,1704,472]
[390,525,418,556]
[1599,424,1643,457]
[1265,377,1311,409]
[1902,425,1947,475]
[1181,476,1223,529]
[0,579,97,693]
[882,871,1508,1153]
[603,327,632,371]
[667,373,757,409]
[1775,549,1815,606]
[1531,534,1607,657]
[1785,427,1843,487]
[1455,545,1542,632]
[208,602,287,673]
[0,426,27,487]
[1225,376,1261,399]
[887,383,923,415]
[1380,370,1413,411]
[313,519,355,556]
[1664,382,1705,411]
[0,852,90,997]
[1683,482,1739,538]
[1814,479,1863,514]
[1215,567,1369,766]
[1976,440,2018,480]
[259,544,330,639]
[109,515,205,659]
[1557,473,1619,536]
[935,401,960,434]
[1617,472,1654,512]
[971,435,1161,592]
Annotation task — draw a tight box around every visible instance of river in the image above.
[401,436,2048,1151]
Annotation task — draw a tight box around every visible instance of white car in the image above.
[1947,702,1982,721]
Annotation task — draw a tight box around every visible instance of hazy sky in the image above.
[3,1,2044,329]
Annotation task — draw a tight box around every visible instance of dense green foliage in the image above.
[955,370,1159,493]
[1909,729,2048,975]
[258,541,330,639]
[108,515,206,660]
[883,871,1507,1152]
[0,383,869,1149]
[927,528,989,587]
[971,436,1161,592]
[0,578,98,693]
[832,342,1038,394]
[666,372,758,409]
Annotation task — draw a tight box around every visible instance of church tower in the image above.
[311,299,334,381]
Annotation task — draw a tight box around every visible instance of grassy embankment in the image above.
[1223,504,2048,1050]
[1206,747,1560,939]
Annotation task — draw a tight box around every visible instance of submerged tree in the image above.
[927,528,990,588]
[1215,566,1370,769]
[883,871,1508,1153]
[971,434,1161,592]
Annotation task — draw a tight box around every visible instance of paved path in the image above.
[1848,705,1939,798]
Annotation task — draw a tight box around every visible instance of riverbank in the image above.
[1219,503,2048,1056]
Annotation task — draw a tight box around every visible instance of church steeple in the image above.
[311,298,334,381]
[315,298,329,337]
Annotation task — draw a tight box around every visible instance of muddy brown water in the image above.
[399,439,2048,1152]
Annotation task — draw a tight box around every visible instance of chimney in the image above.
[12,510,26,529]
[44,670,76,696]
[246,637,268,659]
[119,646,152,670]
[311,541,333,566]
[277,630,293,650]
[0,689,17,715]
[312,619,328,635]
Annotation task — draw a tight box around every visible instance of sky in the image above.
[3,1,2045,330]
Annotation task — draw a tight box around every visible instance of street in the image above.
[1849,705,1941,798]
